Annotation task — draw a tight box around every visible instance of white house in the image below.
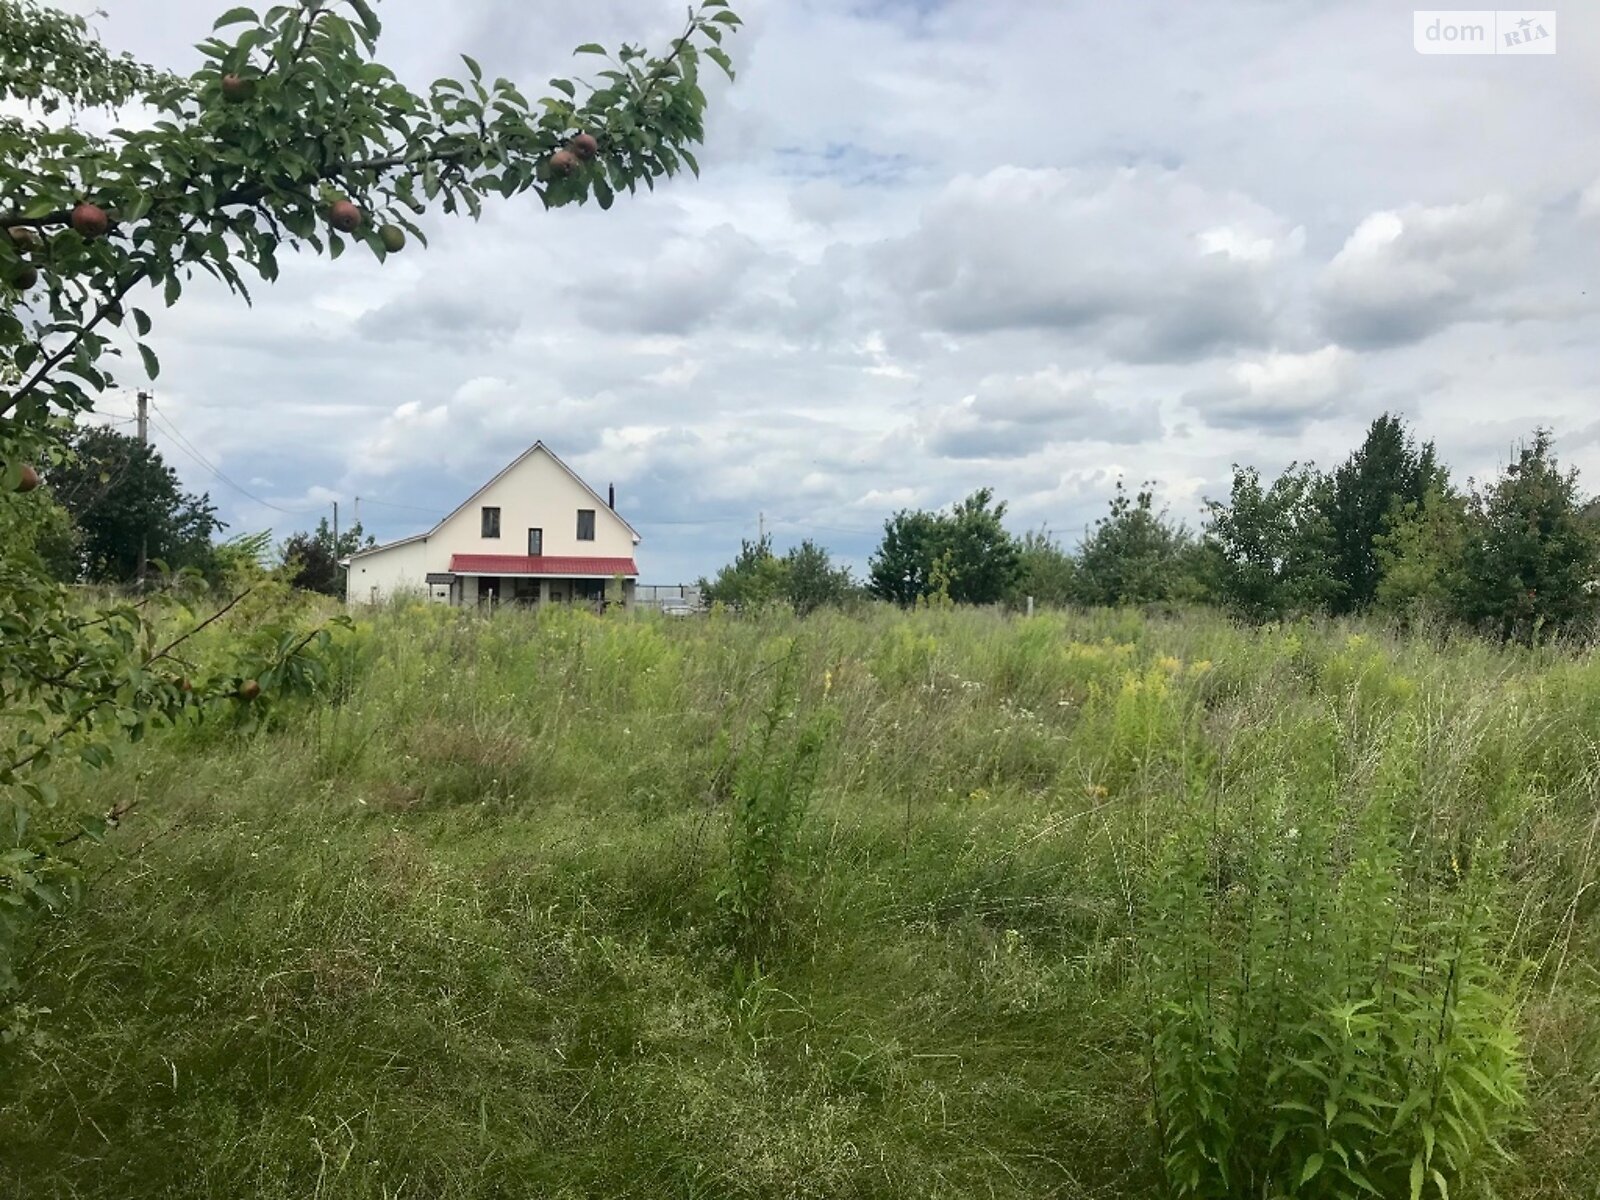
[344,442,640,608]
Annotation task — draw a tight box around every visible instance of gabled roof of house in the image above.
[349,441,640,560]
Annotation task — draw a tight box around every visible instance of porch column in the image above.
[539,578,550,605]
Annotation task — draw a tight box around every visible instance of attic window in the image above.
[482,506,501,538]
[577,509,596,541]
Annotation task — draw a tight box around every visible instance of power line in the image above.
[147,404,319,516]
[357,496,446,516]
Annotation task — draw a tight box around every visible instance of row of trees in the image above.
[702,488,1025,612]
[9,424,372,593]
[704,416,1600,642]
[699,535,857,615]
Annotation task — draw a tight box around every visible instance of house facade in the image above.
[344,442,640,608]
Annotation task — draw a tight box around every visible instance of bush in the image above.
[721,640,835,957]
[1146,766,1525,1199]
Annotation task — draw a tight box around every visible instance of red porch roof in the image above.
[449,554,639,577]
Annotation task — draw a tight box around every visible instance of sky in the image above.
[61,0,1600,583]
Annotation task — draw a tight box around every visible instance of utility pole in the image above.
[353,495,360,534]
[135,390,150,586]
[758,511,765,542]
[332,499,339,551]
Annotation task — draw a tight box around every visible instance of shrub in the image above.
[1145,784,1525,1199]
[720,641,835,957]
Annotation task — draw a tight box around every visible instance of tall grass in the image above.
[1,603,1597,1198]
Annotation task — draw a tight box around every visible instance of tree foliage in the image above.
[781,539,856,616]
[700,534,854,615]
[868,508,943,607]
[1,0,740,434]
[47,425,222,583]
[1374,485,1469,621]
[0,474,76,580]
[281,516,373,596]
[940,488,1022,605]
[1012,528,1078,608]
[869,489,1020,607]
[1075,480,1198,607]
[700,533,788,611]
[1202,463,1339,622]
[1454,431,1600,642]
[1324,414,1442,614]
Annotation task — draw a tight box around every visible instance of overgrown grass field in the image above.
[4,604,1598,1198]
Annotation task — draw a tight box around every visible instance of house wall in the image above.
[429,449,636,561]
[346,537,432,605]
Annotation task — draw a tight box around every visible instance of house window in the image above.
[482,506,501,538]
[528,528,543,556]
[577,509,596,541]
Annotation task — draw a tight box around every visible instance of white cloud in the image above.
[1580,177,1600,220]
[1184,346,1356,433]
[362,400,452,475]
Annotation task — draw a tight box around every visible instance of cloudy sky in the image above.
[69,0,1600,582]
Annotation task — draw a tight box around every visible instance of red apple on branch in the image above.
[329,200,363,233]
[71,203,109,240]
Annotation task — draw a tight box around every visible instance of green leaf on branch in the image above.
[212,6,258,29]
[138,344,160,380]
[348,0,381,43]
[574,43,607,56]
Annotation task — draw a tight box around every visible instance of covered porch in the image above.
[429,554,639,610]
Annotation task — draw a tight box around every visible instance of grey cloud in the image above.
[567,225,781,335]
[357,292,522,350]
[1183,383,1340,433]
[871,165,1302,363]
[1316,198,1533,349]
[922,368,1164,459]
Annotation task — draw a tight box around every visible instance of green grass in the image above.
[3,603,1598,1197]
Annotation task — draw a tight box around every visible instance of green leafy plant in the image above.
[720,641,835,958]
[1145,782,1525,1199]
